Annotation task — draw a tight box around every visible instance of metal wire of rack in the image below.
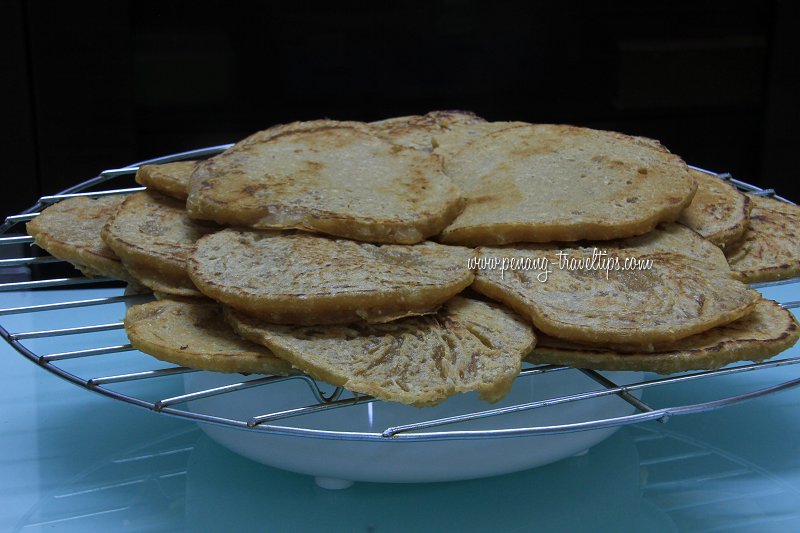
[1,148,799,442]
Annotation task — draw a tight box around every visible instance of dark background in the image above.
[2,0,799,219]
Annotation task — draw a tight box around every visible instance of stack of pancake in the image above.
[26,112,800,406]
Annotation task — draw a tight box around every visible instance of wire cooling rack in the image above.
[1,147,799,442]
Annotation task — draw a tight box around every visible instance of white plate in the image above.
[185,368,644,485]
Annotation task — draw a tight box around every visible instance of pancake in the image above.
[186,120,464,244]
[188,229,474,325]
[472,248,759,347]
[152,291,212,303]
[678,169,751,248]
[125,299,295,375]
[726,193,800,282]
[225,297,535,406]
[527,298,799,374]
[370,110,486,152]
[26,195,133,281]
[435,122,668,167]
[611,222,735,277]
[432,121,530,163]
[135,160,199,201]
[101,190,217,297]
[437,124,697,246]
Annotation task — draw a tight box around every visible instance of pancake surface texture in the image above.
[135,160,199,201]
[611,223,734,277]
[126,299,294,375]
[527,298,799,373]
[438,124,697,246]
[27,196,132,281]
[370,110,486,152]
[225,297,535,406]
[472,248,759,347]
[189,229,475,325]
[102,190,216,296]
[677,169,751,248]
[726,193,800,282]
[187,120,464,244]
[432,120,529,162]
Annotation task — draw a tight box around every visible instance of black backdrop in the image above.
[2,0,799,219]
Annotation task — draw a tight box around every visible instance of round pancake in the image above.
[678,169,751,248]
[224,297,535,407]
[186,120,464,244]
[472,248,760,347]
[370,110,486,152]
[437,124,697,246]
[527,298,799,374]
[189,229,475,325]
[725,193,800,282]
[101,190,217,297]
[135,160,199,201]
[26,195,133,281]
[125,299,294,375]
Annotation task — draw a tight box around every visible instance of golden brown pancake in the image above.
[101,190,217,297]
[135,160,199,201]
[678,169,751,248]
[432,120,529,162]
[726,193,800,282]
[26,195,133,281]
[527,298,799,373]
[472,247,759,347]
[609,222,735,278]
[186,120,464,244]
[225,297,535,406]
[188,229,474,325]
[438,124,697,246]
[125,299,295,375]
